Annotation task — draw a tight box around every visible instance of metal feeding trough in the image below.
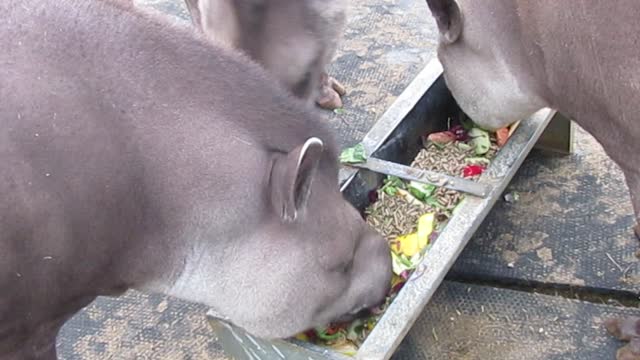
[205,59,573,360]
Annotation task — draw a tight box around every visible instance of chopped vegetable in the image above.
[496,127,510,147]
[468,128,491,155]
[339,143,367,164]
[396,233,420,257]
[416,213,435,249]
[427,131,456,144]
[462,164,485,178]
[381,175,406,196]
[396,188,425,207]
[315,327,343,341]
[393,212,434,260]
[408,181,437,201]
[449,125,468,141]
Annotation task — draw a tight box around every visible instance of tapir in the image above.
[423,0,640,358]
[182,0,348,110]
[0,1,392,358]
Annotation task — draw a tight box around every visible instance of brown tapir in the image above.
[0,1,392,359]
[182,0,349,110]
[423,0,639,358]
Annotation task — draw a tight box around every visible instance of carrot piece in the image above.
[496,127,510,147]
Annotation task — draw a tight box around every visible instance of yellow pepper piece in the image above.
[396,233,420,257]
[295,333,309,342]
[417,213,435,249]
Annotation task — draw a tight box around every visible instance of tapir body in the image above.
[0,1,391,358]
[182,0,348,110]
[424,0,640,237]
[424,0,639,357]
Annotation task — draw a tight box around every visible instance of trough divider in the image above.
[339,59,444,190]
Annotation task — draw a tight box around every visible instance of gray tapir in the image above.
[423,0,639,358]
[182,0,348,110]
[0,1,391,358]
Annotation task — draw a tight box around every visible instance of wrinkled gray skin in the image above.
[182,0,348,110]
[424,0,639,238]
[0,1,391,358]
[424,1,639,358]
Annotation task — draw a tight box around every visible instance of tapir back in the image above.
[1,1,391,355]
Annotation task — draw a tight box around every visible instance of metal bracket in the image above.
[533,111,574,155]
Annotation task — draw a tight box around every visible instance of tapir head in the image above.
[424,0,549,130]
[166,136,392,339]
[231,137,392,338]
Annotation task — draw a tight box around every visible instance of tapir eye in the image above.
[339,259,353,274]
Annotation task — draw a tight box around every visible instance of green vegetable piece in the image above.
[339,143,367,164]
[408,181,437,201]
[408,187,424,200]
[468,127,489,138]
[383,186,397,196]
[398,253,413,267]
[314,327,343,341]
[425,196,446,209]
[381,175,406,196]
[468,128,491,155]
[391,251,415,275]
[472,140,490,155]
[457,143,472,151]
[383,175,406,189]
[333,108,346,115]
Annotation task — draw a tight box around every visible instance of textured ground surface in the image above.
[56,0,639,359]
[450,126,640,294]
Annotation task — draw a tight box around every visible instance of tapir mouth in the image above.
[333,309,367,324]
[335,297,386,324]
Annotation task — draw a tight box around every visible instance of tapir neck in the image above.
[513,0,640,165]
[515,0,640,128]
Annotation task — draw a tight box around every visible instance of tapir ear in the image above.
[425,0,463,44]
[271,137,324,222]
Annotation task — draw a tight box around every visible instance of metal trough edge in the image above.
[354,107,555,360]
